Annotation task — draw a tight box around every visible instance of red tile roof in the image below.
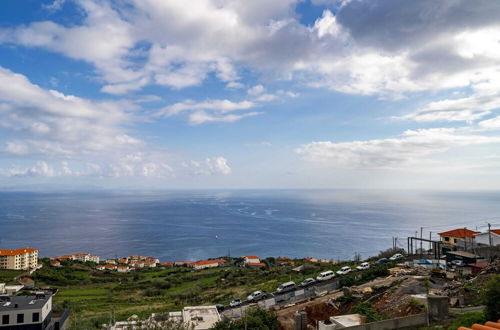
[244,255,260,259]
[491,229,500,235]
[246,262,266,267]
[438,228,479,238]
[194,259,225,266]
[0,248,38,256]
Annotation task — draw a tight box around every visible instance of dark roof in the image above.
[0,294,51,312]
[446,251,478,258]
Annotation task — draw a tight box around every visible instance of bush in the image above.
[352,302,387,323]
[484,275,500,322]
[448,311,485,330]
[210,307,278,330]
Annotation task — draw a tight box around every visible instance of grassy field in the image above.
[0,269,24,284]
[26,257,394,329]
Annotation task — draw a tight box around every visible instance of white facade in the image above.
[244,256,260,264]
[475,232,500,246]
[0,295,52,327]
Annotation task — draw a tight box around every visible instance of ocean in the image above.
[0,190,499,261]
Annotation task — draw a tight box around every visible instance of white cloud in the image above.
[158,99,255,116]
[189,157,232,175]
[7,161,55,178]
[295,128,500,168]
[188,111,261,125]
[247,84,265,95]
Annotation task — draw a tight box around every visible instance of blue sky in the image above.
[1,0,500,190]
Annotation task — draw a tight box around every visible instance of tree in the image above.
[210,307,278,330]
[484,275,500,321]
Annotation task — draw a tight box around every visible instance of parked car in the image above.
[316,270,335,281]
[375,258,390,264]
[336,266,352,275]
[450,260,465,267]
[276,281,296,293]
[389,253,404,261]
[229,298,242,307]
[300,278,316,287]
[247,290,266,302]
[356,262,370,271]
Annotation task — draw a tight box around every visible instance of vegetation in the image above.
[210,307,278,330]
[0,269,24,284]
[352,302,388,323]
[447,311,486,330]
[484,275,500,322]
[24,257,396,329]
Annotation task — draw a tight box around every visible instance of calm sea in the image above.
[0,190,499,261]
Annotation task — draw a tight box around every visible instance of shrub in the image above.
[352,302,387,323]
[210,307,278,330]
[448,311,485,330]
[484,275,500,322]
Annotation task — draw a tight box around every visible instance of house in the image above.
[117,266,130,273]
[56,253,100,263]
[118,258,128,265]
[129,261,144,268]
[96,265,106,271]
[127,256,159,264]
[243,255,260,265]
[192,259,225,270]
[474,229,500,246]
[0,248,38,270]
[105,259,117,265]
[19,277,35,288]
[438,228,479,247]
[446,251,478,265]
[246,262,266,268]
[160,262,174,268]
[5,285,24,295]
[0,293,54,329]
[142,261,157,268]
[50,259,61,267]
[467,262,489,274]
[102,264,117,271]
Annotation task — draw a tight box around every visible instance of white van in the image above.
[276,281,296,293]
[316,270,335,281]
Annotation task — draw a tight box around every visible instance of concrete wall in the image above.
[339,313,428,330]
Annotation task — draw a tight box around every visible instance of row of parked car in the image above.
[227,253,405,308]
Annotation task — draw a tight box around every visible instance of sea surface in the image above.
[0,190,499,261]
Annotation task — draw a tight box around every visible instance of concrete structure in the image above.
[0,293,52,329]
[192,259,225,270]
[319,314,364,329]
[427,296,448,321]
[182,306,220,330]
[4,286,24,296]
[0,284,4,295]
[445,251,478,265]
[0,248,38,270]
[474,230,500,246]
[438,229,478,247]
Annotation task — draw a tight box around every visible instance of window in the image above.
[454,239,457,243]
[444,237,450,241]
[2,314,9,325]
[32,312,40,322]
[17,313,24,323]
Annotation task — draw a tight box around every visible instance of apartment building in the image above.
[0,248,38,270]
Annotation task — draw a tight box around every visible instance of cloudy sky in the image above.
[1,0,500,190]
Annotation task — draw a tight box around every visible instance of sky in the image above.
[0,0,500,190]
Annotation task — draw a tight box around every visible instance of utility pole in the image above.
[429,232,432,251]
[488,223,492,246]
[420,227,423,258]
[464,227,468,251]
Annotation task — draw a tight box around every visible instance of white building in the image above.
[0,293,52,328]
[243,255,260,264]
[0,248,38,270]
[474,230,500,246]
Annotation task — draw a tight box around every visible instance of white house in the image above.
[0,293,52,328]
[474,229,500,246]
[243,256,260,264]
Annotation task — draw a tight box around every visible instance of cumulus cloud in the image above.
[295,128,500,168]
[188,157,232,176]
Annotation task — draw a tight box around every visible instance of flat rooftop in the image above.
[0,294,51,312]
[182,306,220,330]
